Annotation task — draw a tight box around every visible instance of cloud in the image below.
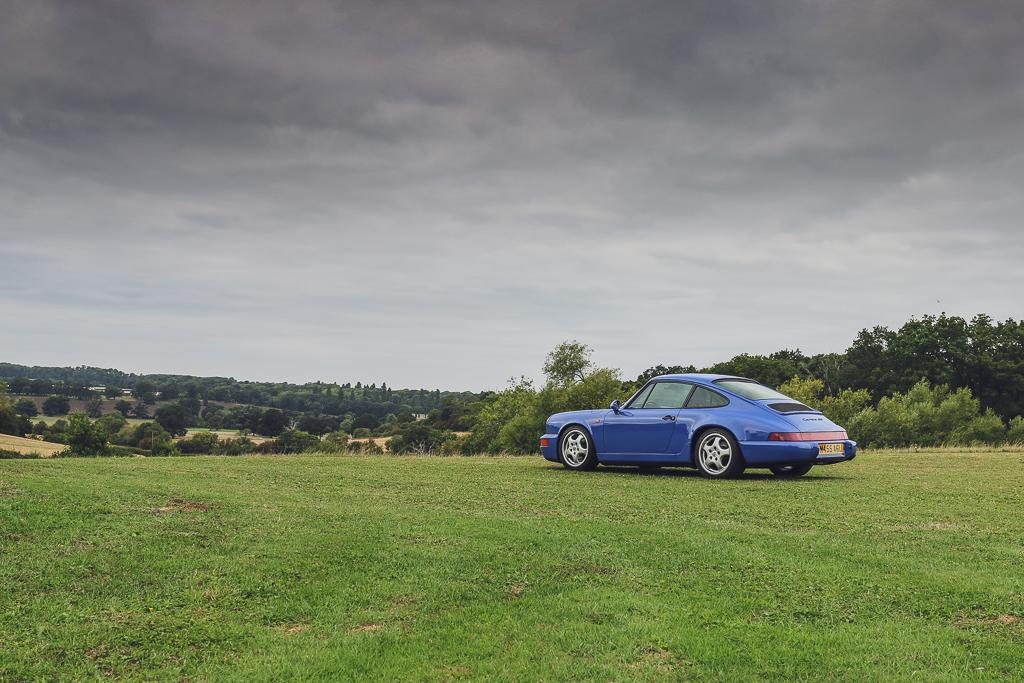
[1,0,1023,388]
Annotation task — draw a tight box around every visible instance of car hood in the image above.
[547,409,607,424]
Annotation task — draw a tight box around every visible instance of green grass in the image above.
[1,451,1022,681]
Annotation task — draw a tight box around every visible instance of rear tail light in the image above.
[540,438,550,447]
[768,431,848,441]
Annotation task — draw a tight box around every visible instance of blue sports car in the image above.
[540,374,856,477]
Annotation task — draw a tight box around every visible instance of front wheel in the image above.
[560,427,598,471]
[770,463,813,477]
[694,429,745,478]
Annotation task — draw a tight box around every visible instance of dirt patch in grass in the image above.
[441,664,473,677]
[153,499,211,514]
[889,522,959,531]
[507,582,527,599]
[628,646,688,671]
[348,623,382,634]
[281,624,309,635]
[84,645,109,661]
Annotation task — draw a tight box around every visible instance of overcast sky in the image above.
[2,1,1023,389]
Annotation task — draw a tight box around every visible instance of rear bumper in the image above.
[540,434,560,462]
[740,439,857,466]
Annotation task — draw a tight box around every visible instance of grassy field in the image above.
[1,450,1022,680]
[0,433,67,457]
[182,428,270,444]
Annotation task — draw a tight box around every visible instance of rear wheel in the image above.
[694,429,745,478]
[770,463,813,477]
[560,427,597,471]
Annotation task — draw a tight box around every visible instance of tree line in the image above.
[463,313,1024,453]
[0,365,484,418]
[3,313,1024,456]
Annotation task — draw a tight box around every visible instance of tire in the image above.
[694,429,745,478]
[560,426,598,471]
[770,463,813,477]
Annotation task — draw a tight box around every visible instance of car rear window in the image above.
[713,379,789,401]
[768,402,815,413]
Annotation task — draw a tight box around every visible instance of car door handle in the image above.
[662,415,676,421]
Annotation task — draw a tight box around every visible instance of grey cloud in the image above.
[1,0,1023,388]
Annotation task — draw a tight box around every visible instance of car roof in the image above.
[650,373,752,384]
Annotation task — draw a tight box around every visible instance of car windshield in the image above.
[713,379,789,401]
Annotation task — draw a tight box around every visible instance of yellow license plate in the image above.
[818,442,844,456]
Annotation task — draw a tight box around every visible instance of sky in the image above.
[2,0,1023,390]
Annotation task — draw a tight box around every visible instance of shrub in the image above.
[42,395,71,416]
[217,437,254,456]
[66,413,109,456]
[388,423,454,454]
[177,431,220,454]
[349,439,384,455]
[846,380,1007,448]
[95,412,128,439]
[439,434,470,456]
[149,439,180,457]
[255,430,319,454]
[275,429,319,453]
[1008,416,1024,445]
[154,403,191,437]
[950,410,1007,445]
[14,398,38,417]
[319,431,350,453]
[130,422,176,453]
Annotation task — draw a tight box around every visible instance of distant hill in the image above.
[0,362,486,418]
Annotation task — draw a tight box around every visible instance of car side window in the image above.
[641,382,693,409]
[685,386,729,409]
[625,383,654,409]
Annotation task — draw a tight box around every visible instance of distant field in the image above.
[0,433,66,457]
[32,415,149,427]
[1,449,1022,680]
[182,428,270,444]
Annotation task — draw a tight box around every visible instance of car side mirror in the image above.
[610,400,621,414]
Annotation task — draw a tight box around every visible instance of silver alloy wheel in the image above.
[698,433,732,475]
[561,429,590,467]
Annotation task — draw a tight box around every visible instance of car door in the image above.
[673,385,731,463]
[602,381,694,457]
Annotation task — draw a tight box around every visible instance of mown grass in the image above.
[1,450,1022,681]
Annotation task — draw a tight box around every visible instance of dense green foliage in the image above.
[691,314,1024,422]
[4,313,1024,451]
[2,452,1022,679]
[65,413,109,456]
[41,395,70,416]
[0,383,24,437]
[13,398,37,417]
[387,422,454,454]
[463,342,627,454]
